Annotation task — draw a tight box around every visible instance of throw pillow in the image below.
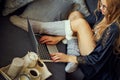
[2,0,34,16]
[20,0,90,21]
[20,0,73,21]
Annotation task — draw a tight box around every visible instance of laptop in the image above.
[27,18,58,62]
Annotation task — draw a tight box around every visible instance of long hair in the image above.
[94,0,120,54]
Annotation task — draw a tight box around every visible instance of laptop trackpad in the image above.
[47,45,58,54]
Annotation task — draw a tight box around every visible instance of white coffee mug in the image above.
[23,68,41,80]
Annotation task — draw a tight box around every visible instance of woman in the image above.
[40,0,120,79]
[50,0,120,79]
[10,0,120,79]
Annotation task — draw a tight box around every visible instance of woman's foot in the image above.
[65,38,80,73]
[10,15,42,33]
[10,15,28,31]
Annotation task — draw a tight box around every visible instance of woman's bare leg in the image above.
[68,11,84,36]
[67,11,95,55]
[65,11,85,73]
[71,18,96,55]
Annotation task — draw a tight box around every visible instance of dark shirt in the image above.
[77,11,119,80]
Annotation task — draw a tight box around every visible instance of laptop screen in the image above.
[27,18,58,62]
[27,18,39,54]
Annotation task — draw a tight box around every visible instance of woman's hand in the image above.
[50,53,77,63]
[39,36,64,45]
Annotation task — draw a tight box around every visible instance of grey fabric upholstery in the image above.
[0,16,67,80]
[2,0,34,16]
[0,0,120,80]
[20,0,90,21]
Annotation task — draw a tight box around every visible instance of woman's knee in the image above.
[68,11,84,21]
[71,18,88,32]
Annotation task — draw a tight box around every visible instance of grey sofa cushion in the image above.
[2,0,34,16]
[20,0,73,21]
[20,0,90,21]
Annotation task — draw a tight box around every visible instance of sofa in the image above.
[0,0,120,80]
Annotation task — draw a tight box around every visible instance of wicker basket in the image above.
[0,65,12,80]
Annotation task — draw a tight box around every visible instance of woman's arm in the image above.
[39,35,65,45]
[51,25,119,64]
[50,52,78,63]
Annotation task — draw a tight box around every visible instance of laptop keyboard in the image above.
[38,43,52,60]
[35,35,52,60]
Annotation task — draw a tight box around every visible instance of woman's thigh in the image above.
[71,18,96,55]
